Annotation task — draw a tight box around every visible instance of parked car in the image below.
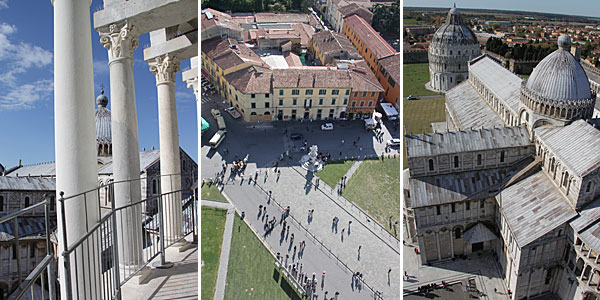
[225,107,241,119]
[407,95,419,100]
[321,123,334,131]
[386,138,401,147]
[210,109,222,119]
[290,133,303,140]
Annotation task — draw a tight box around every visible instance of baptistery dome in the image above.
[95,89,112,156]
[520,34,596,124]
[428,5,481,92]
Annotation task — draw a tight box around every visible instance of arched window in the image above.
[428,159,434,171]
[586,182,593,193]
[24,197,30,208]
[563,172,569,187]
[477,154,482,166]
[500,151,505,163]
[455,228,462,239]
[454,156,459,168]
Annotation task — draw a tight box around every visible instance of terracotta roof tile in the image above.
[344,14,396,59]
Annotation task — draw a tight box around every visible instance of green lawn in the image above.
[344,157,401,236]
[403,63,441,97]
[201,183,228,203]
[201,207,228,300]
[224,214,302,300]
[403,97,446,168]
[316,160,355,188]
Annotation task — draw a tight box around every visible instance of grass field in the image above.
[344,157,401,236]
[224,214,302,300]
[201,207,228,300]
[316,160,355,188]
[403,97,446,168]
[201,183,228,203]
[403,63,441,97]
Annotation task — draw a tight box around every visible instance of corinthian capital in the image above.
[99,21,139,62]
[149,54,180,84]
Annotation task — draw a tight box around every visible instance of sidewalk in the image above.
[222,164,401,299]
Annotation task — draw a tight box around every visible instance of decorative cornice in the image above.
[149,54,180,85]
[99,21,139,62]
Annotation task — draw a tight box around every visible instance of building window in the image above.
[343,99,348,105]
[331,98,336,105]
[265,93,269,98]
[436,206,441,215]
[428,159,434,171]
[319,98,323,105]
[466,201,470,210]
[30,244,35,258]
[305,89,313,95]
[451,203,455,213]
[586,182,593,193]
[279,90,284,95]
[500,150,505,163]
[388,77,396,87]
[455,228,461,239]
[362,92,367,97]
[332,89,339,95]
[371,92,375,97]
[454,156,459,168]
[279,99,284,106]
[152,180,157,194]
[50,196,55,212]
[0,195,3,212]
[265,102,270,108]
[477,154,482,166]
[368,101,373,107]
[354,92,358,97]
[235,95,238,101]
[251,94,256,98]
[293,99,297,105]
[251,103,256,109]
[319,89,326,95]
[351,101,356,107]
[345,90,350,95]
[563,172,569,187]
[12,245,16,259]
[360,101,365,107]
[24,196,30,208]
[292,89,300,95]
[480,200,485,208]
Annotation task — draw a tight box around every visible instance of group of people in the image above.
[337,176,348,195]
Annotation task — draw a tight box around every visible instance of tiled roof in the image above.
[201,8,242,32]
[202,37,267,70]
[378,53,400,84]
[0,176,55,191]
[311,30,360,57]
[343,14,396,59]
[445,81,504,130]
[338,2,373,23]
[6,162,57,177]
[224,66,273,94]
[254,13,310,24]
[272,68,352,89]
[348,64,384,92]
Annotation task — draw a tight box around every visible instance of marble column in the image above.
[99,21,143,266]
[53,0,101,298]
[149,54,182,242]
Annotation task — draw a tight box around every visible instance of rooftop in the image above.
[224,66,273,94]
[469,56,522,113]
[405,126,530,158]
[445,81,505,130]
[201,37,268,70]
[499,170,577,247]
[338,2,373,23]
[343,14,396,60]
[535,119,600,177]
[311,30,360,58]
[378,53,400,84]
[201,8,242,32]
[0,176,55,191]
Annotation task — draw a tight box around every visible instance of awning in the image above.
[201,117,210,132]
[464,223,497,244]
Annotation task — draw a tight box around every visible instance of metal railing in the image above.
[1,200,56,300]
[56,173,197,300]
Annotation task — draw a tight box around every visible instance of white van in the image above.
[209,130,226,149]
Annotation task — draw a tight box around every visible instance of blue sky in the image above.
[403,0,600,18]
[0,0,198,169]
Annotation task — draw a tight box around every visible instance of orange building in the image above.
[342,14,400,107]
[346,63,384,119]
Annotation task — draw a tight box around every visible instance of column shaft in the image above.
[100,21,143,266]
[54,0,101,298]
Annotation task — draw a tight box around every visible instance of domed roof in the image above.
[432,5,477,46]
[95,89,111,144]
[525,35,592,101]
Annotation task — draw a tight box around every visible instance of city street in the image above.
[201,93,401,299]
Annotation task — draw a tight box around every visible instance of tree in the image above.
[491,22,500,31]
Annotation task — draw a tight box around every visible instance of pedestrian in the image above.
[287,225,290,232]
[290,233,294,244]
[259,204,263,211]
[358,245,361,255]
[241,211,245,219]
[341,228,344,236]
[348,220,352,227]
[293,245,297,253]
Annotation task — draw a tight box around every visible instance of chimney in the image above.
[18,159,21,167]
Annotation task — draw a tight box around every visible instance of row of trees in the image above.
[201,0,311,13]
[486,37,556,61]
[371,0,400,34]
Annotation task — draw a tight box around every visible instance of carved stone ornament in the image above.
[149,54,181,84]
[99,22,139,62]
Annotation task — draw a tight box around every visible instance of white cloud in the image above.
[0,22,53,87]
[0,0,8,9]
[176,91,195,102]
[0,79,53,110]
[93,59,109,75]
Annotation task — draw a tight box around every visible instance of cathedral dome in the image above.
[431,6,477,46]
[95,89,112,156]
[525,35,592,101]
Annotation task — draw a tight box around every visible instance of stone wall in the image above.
[403,49,428,64]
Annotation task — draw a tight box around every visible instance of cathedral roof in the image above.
[525,35,592,102]
[431,6,477,46]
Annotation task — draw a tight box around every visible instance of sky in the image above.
[0,0,198,169]
[403,0,600,19]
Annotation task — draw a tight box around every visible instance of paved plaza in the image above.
[201,93,401,299]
